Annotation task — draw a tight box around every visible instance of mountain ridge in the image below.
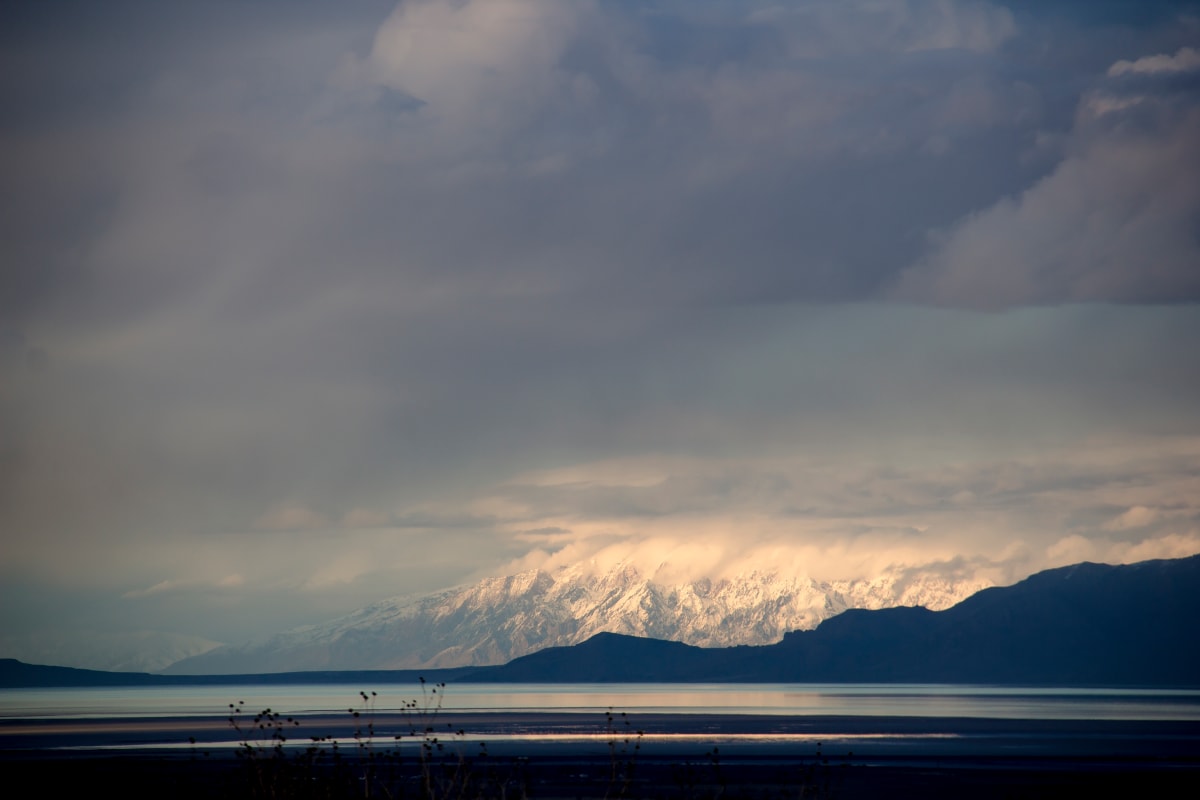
[7,555,1199,687]
[164,561,990,674]
[478,554,1200,685]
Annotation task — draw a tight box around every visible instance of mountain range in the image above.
[7,554,1198,688]
[480,555,1200,685]
[164,562,990,673]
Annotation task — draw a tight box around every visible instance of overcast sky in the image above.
[3,0,1199,666]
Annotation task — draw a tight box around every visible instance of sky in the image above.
[2,0,1200,669]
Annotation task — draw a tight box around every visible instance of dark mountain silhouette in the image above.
[0,659,173,688]
[6,555,1198,687]
[0,658,473,689]
[474,555,1200,685]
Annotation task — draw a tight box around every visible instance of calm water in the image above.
[4,683,1200,721]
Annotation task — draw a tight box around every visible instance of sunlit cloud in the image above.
[474,435,1200,585]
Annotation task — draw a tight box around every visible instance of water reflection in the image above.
[3,683,1199,722]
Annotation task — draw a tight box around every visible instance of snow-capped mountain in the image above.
[163,563,990,674]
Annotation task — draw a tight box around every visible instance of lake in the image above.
[4,682,1199,758]
[5,682,1200,721]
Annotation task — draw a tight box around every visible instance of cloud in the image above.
[3,2,1200,662]
[368,0,584,106]
[341,508,391,528]
[1103,505,1163,531]
[1046,532,1200,566]
[893,45,1200,308]
[122,580,179,599]
[751,0,1016,56]
[121,573,245,598]
[480,434,1200,584]
[254,506,329,532]
[1108,46,1200,76]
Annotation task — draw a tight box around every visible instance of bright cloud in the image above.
[1108,46,1200,76]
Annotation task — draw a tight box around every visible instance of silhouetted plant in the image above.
[603,707,644,799]
[215,686,847,799]
[400,678,482,799]
[226,699,311,798]
[221,682,516,800]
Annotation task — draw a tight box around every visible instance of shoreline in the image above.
[6,710,1197,797]
[5,711,1197,762]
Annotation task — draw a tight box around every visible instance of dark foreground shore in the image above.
[4,712,1198,798]
[4,750,1198,800]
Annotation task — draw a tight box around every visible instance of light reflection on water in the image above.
[3,683,1200,721]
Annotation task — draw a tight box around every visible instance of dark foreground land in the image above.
[4,711,1199,798]
[4,750,1198,800]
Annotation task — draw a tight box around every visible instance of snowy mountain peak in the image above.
[163,561,991,674]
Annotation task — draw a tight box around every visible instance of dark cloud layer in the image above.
[2,1,1199,668]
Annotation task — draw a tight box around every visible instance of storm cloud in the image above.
[2,0,1199,668]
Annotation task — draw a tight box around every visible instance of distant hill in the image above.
[0,630,223,674]
[474,555,1200,685]
[0,659,475,689]
[0,659,176,688]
